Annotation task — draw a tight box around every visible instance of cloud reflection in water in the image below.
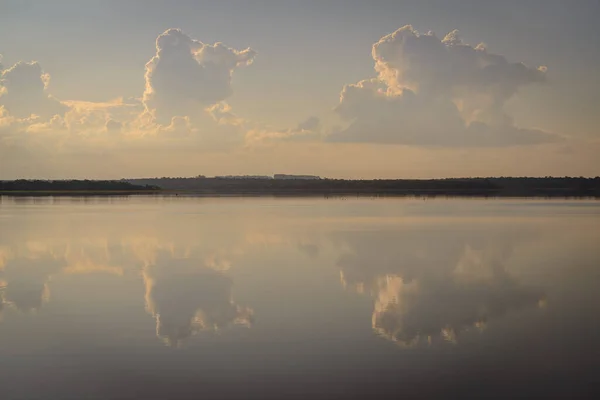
[336,229,545,347]
[143,252,253,347]
[0,238,254,346]
[0,243,65,312]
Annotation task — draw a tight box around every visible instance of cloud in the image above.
[0,60,67,119]
[143,28,256,124]
[0,98,139,167]
[2,26,593,179]
[105,118,123,133]
[0,88,249,179]
[329,25,557,147]
[373,27,546,102]
[63,99,143,132]
[297,116,320,131]
[2,34,256,171]
[245,116,322,144]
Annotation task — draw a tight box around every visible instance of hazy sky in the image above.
[1,0,599,179]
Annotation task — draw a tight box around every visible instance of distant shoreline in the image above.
[126,177,600,198]
[0,190,162,196]
[1,177,599,198]
[1,193,598,200]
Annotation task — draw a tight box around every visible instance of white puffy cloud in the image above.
[2,26,595,179]
[0,60,67,119]
[373,27,546,102]
[143,28,256,124]
[1,29,257,156]
[329,25,557,147]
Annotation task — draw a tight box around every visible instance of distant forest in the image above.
[1,177,599,197]
[125,176,600,197]
[0,180,159,193]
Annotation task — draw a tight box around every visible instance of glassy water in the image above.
[0,197,598,399]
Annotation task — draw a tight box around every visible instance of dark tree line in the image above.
[2,177,598,197]
[0,180,159,192]
[124,176,600,197]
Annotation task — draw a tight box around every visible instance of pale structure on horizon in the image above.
[274,174,321,180]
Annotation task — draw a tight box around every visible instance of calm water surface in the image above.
[0,197,598,399]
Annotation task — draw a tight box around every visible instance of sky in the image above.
[1,0,599,179]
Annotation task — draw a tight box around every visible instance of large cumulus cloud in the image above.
[0,59,67,119]
[0,27,258,178]
[143,28,256,124]
[329,25,557,147]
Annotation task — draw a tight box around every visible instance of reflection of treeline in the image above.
[0,180,160,193]
[125,176,600,197]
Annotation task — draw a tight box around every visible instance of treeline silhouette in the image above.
[0,180,159,193]
[125,176,600,197]
[2,177,598,197]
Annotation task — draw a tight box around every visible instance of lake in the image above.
[0,196,598,399]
